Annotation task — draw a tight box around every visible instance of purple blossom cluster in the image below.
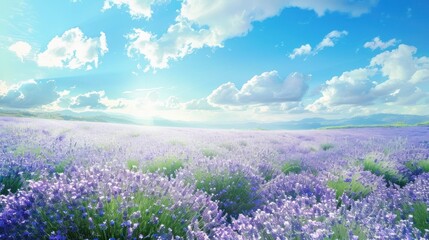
[1,117,429,239]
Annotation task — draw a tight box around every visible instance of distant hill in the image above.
[1,109,428,130]
[0,109,139,125]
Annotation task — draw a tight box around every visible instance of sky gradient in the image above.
[1,0,428,123]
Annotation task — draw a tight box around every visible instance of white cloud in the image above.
[70,91,109,110]
[208,71,310,106]
[253,102,307,114]
[102,0,167,19]
[307,44,429,112]
[126,23,214,70]
[162,96,181,109]
[127,0,377,70]
[8,41,32,61]
[100,97,129,109]
[41,90,72,111]
[184,98,220,110]
[315,30,348,51]
[289,44,312,59]
[289,30,347,59]
[306,68,377,112]
[37,28,108,70]
[0,80,60,108]
[0,81,8,95]
[364,37,398,50]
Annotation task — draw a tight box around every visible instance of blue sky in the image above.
[1,0,428,123]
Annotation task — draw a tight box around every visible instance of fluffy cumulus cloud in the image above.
[37,28,108,70]
[364,37,398,50]
[0,80,60,108]
[208,71,310,106]
[127,0,377,70]
[70,91,109,110]
[306,68,377,112]
[126,23,214,71]
[289,44,312,59]
[307,44,429,112]
[8,41,32,61]
[289,30,348,59]
[102,0,167,19]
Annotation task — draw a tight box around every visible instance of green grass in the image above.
[126,159,140,171]
[129,133,140,138]
[418,160,429,172]
[331,223,366,240]
[396,202,429,234]
[13,145,42,157]
[281,161,302,175]
[322,121,429,129]
[405,159,429,174]
[142,156,184,178]
[219,143,234,151]
[320,143,334,151]
[417,121,429,126]
[0,171,38,195]
[363,158,408,187]
[412,202,429,233]
[201,148,217,159]
[260,167,277,182]
[39,192,197,239]
[169,140,186,146]
[194,171,256,219]
[0,174,24,195]
[327,178,372,200]
[54,157,74,174]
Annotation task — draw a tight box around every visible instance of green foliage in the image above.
[418,160,429,172]
[201,148,217,159]
[219,143,234,151]
[0,174,24,195]
[327,178,371,200]
[39,192,196,239]
[405,161,419,173]
[129,133,140,138]
[143,156,184,178]
[417,121,429,126]
[281,161,302,175]
[331,223,366,240]
[412,202,429,233]
[261,168,277,182]
[126,159,140,171]
[194,171,255,219]
[363,158,408,187]
[0,171,37,195]
[320,143,334,151]
[405,160,429,174]
[391,122,408,127]
[169,140,185,146]
[54,157,73,174]
[13,145,42,157]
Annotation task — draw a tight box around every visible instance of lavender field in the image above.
[1,117,429,239]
